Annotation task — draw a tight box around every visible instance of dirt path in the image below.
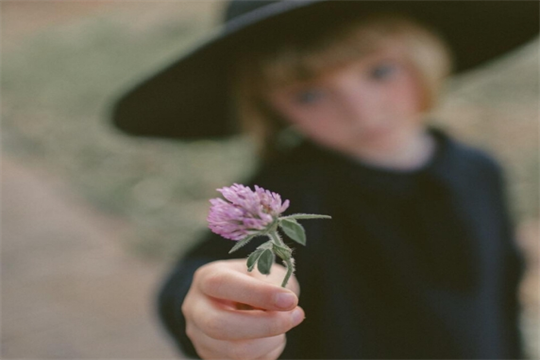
[1,156,179,358]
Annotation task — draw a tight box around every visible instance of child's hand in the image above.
[182,259,304,360]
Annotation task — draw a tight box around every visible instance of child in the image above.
[112,1,538,359]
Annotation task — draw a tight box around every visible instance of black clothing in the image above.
[158,129,524,359]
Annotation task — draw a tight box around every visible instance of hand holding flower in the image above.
[208,184,331,287]
[182,259,303,360]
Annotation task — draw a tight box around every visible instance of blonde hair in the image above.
[229,15,453,158]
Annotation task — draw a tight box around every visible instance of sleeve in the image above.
[486,158,526,358]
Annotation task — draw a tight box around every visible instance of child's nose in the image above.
[339,87,381,124]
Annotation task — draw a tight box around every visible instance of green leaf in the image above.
[280,214,332,221]
[279,218,306,245]
[228,234,257,254]
[257,249,274,275]
[272,243,292,260]
[246,249,264,272]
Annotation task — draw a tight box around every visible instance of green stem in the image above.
[269,231,294,288]
[281,257,294,288]
[269,230,285,246]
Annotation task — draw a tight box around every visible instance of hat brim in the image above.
[111,1,539,139]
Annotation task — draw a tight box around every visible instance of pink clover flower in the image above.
[207,184,290,240]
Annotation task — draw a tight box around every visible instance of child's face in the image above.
[266,48,425,160]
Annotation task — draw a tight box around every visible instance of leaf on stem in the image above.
[279,218,306,245]
[247,249,264,272]
[272,242,292,260]
[280,214,332,221]
[257,249,274,275]
[228,234,258,254]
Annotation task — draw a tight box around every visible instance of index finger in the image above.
[199,269,298,311]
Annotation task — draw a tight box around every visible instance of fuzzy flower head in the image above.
[207,184,290,240]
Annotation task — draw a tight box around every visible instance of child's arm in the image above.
[181,259,303,359]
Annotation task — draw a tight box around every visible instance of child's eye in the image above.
[369,63,398,80]
[293,89,326,105]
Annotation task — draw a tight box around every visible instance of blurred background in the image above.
[1,1,538,358]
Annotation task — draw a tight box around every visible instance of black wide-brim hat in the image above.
[111,0,539,140]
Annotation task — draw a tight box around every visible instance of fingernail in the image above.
[275,292,296,309]
[291,308,304,326]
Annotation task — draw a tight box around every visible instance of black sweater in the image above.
[157,129,525,359]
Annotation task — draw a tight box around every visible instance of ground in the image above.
[2,155,178,358]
